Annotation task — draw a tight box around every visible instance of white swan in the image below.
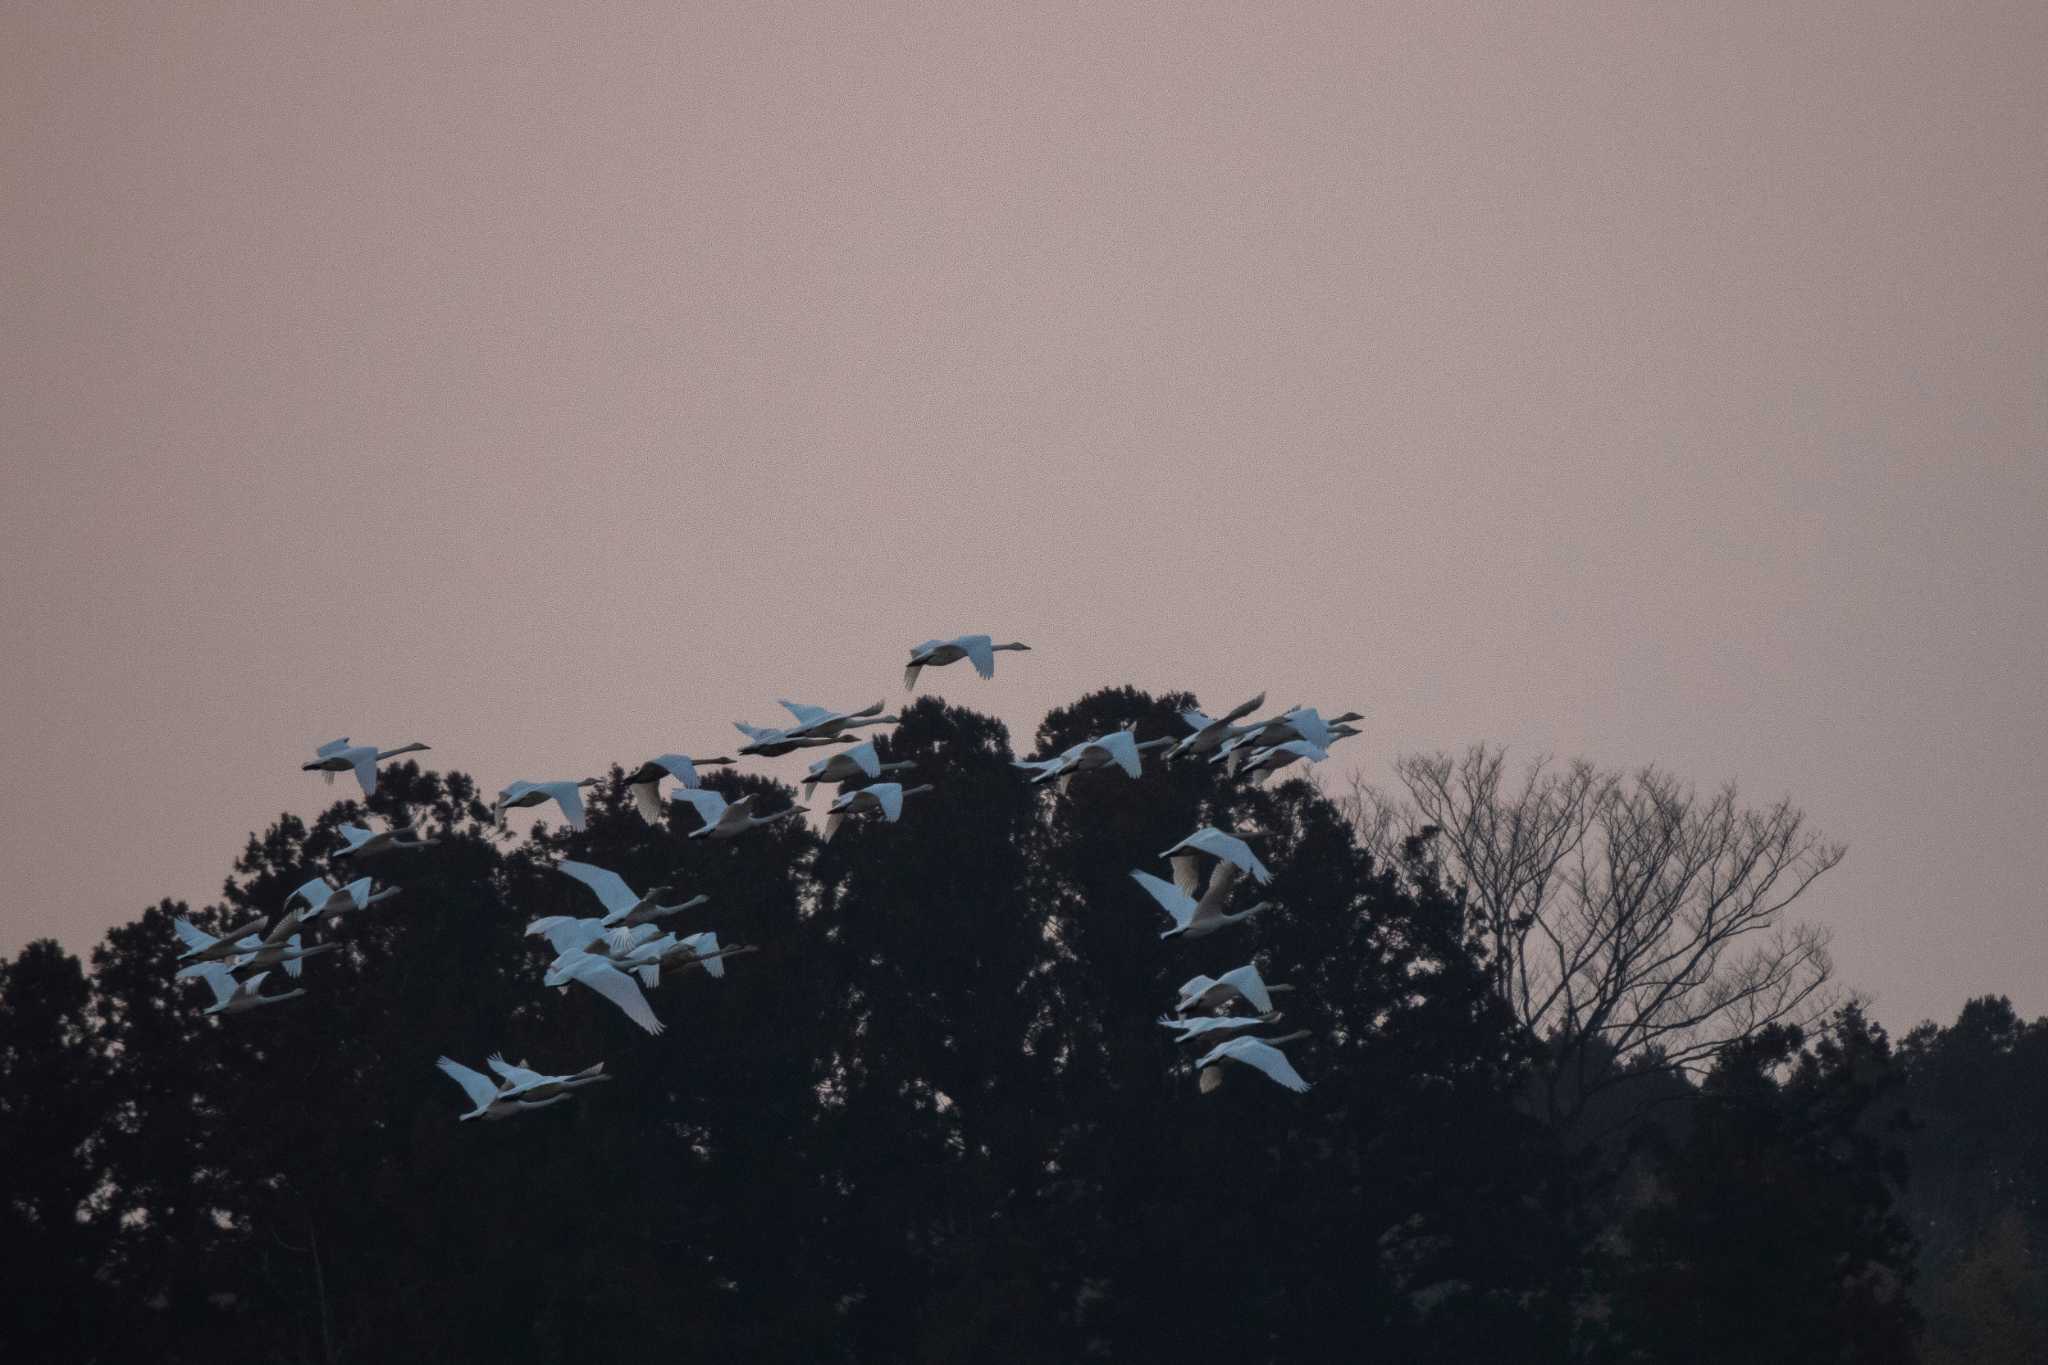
[302,738,431,797]
[671,789,804,841]
[483,1053,611,1102]
[732,723,859,759]
[1160,826,1273,892]
[1195,1032,1312,1094]
[331,822,439,862]
[802,740,915,800]
[170,914,269,966]
[904,635,1031,691]
[1130,860,1273,940]
[541,949,667,1035]
[554,859,707,929]
[1166,692,1266,760]
[285,875,400,923]
[1232,739,1332,784]
[1175,963,1293,1017]
[493,779,599,831]
[1020,729,1172,792]
[773,699,898,740]
[435,1056,572,1121]
[821,781,934,842]
[188,964,305,1016]
[623,755,735,825]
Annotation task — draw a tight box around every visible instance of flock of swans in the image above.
[166,633,1361,1115]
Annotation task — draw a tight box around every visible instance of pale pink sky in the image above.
[4,3,2044,1031]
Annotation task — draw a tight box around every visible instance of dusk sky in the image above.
[4,3,2043,1032]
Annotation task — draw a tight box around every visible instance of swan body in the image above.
[1160,826,1273,891]
[189,964,305,1016]
[1195,1032,1313,1094]
[1131,860,1273,939]
[302,739,431,796]
[904,635,1030,691]
[331,822,439,862]
[773,699,898,740]
[554,859,707,929]
[1020,729,1172,791]
[671,789,803,841]
[483,1053,611,1102]
[1158,1013,1277,1045]
[821,781,933,841]
[1233,740,1332,784]
[732,723,858,758]
[1166,692,1266,760]
[802,740,913,799]
[493,779,600,831]
[623,755,734,824]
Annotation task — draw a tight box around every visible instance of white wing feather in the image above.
[555,860,639,917]
[1129,870,1197,930]
[567,959,667,1035]
[960,634,995,679]
[436,1056,502,1111]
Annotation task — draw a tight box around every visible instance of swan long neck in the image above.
[1265,1029,1311,1046]
[377,742,431,759]
[902,784,936,797]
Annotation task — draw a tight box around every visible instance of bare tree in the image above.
[1344,745,1843,1124]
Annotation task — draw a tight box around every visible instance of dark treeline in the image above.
[1,689,2040,1361]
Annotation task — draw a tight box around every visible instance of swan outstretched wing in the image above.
[1283,708,1333,750]
[334,824,376,853]
[1130,870,1197,929]
[960,635,995,679]
[848,741,881,779]
[347,749,380,797]
[532,783,587,830]
[527,915,607,956]
[875,784,904,822]
[903,663,924,691]
[1094,731,1143,779]
[733,721,777,741]
[437,1056,502,1111]
[315,738,351,757]
[650,754,704,788]
[191,962,239,1006]
[555,860,638,917]
[286,878,335,913]
[778,700,835,727]
[568,960,666,1036]
[1169,854,1202,897]
[172,918,216,953]
[1214,964,1275,1015]
[671,789,728,828]
[1221,691,1267,725]
[679,931,725,978]
[1198,1038,1310,1093]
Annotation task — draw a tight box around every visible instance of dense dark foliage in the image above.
[0,689,2025,1361]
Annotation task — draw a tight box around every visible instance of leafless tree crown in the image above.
[1344,745,1843,1108]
